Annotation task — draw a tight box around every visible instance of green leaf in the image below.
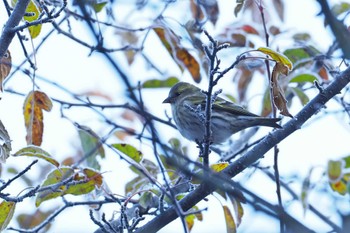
[36,168,98,207]
[289,74,317,83]
[342,155,350,168]
[13,145,59,167]
[93,1,107,12]
[291,87,309,106]
[331,2,350,17]
[142,77,179,88]
[283,47,320,67]
[78,126,105,170]
[112,143,143,163]
[0,201,15,231]
[139,192,154,209]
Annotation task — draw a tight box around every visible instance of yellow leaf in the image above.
[12,0,42,39]
[0,201,16,231]
[258,47,293,70]
[23,91,52,146]
[210,162,229,172]
[223,205,236,233]
[185,214,195,231]
[329,173,350,195]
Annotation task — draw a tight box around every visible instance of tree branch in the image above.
[133,65,350,233]
[0,0,31,58]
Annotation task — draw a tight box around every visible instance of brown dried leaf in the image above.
[271,62,293,117]
[0,51,11,93]
[204,1,219,25]
[190,0,205,22]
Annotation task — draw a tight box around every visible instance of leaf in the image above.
[93,1,107,12]
[36,168,99,207]
[330,173,350,195]
[190,0,205,22]
[83,168,103,188]
[17,209,55,231]
[13,145,59,167]
[210,162,229,172]
[223,205,236,233]
[142,77,179,88]
[342,155,350,169]
[327,160,344,183]
[283,47,320,68]
[125,176,145,194]
[23,91,52,146]
[331,2,350,17]
[175,48,201,83]
[240,25,259,35]
[292,33,311,42]
[0,50,11,93]
[185,214,195,231]
[258,47,293,70]
[153,27,201,83]
[12,0,42,38]
[318,67,329,81]
[289,74,317,83]
[112,143,143,163]
[203,1,219,25]
[78,126,105,170]
[0,120,11,163]
[271,62,293,117]
[301,168,313,215]
[234,0,245,17]
[272,0,284,21]
[0,201,15,231]
[291,87,309,106]
[139,192,154,209]
[261,88,272,117]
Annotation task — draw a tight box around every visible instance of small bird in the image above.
[163,82,282,144]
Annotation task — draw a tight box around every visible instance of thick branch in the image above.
[133,66,350,233]
[0,0,31,58]
[316,0,350,59]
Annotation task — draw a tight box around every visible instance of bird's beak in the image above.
[162,96,173,104]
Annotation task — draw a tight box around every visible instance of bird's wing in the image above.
[187,94,258,117]
[212,97,258,117]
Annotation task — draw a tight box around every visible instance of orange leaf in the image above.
[175,48,201,83]
[0,51,11,93]
[154,27,201,83]
[153,27,173,54]
[23,91,52,146]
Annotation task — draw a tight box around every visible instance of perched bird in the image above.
[163,82,281,144]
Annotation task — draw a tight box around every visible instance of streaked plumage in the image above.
[163,82,281,144]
